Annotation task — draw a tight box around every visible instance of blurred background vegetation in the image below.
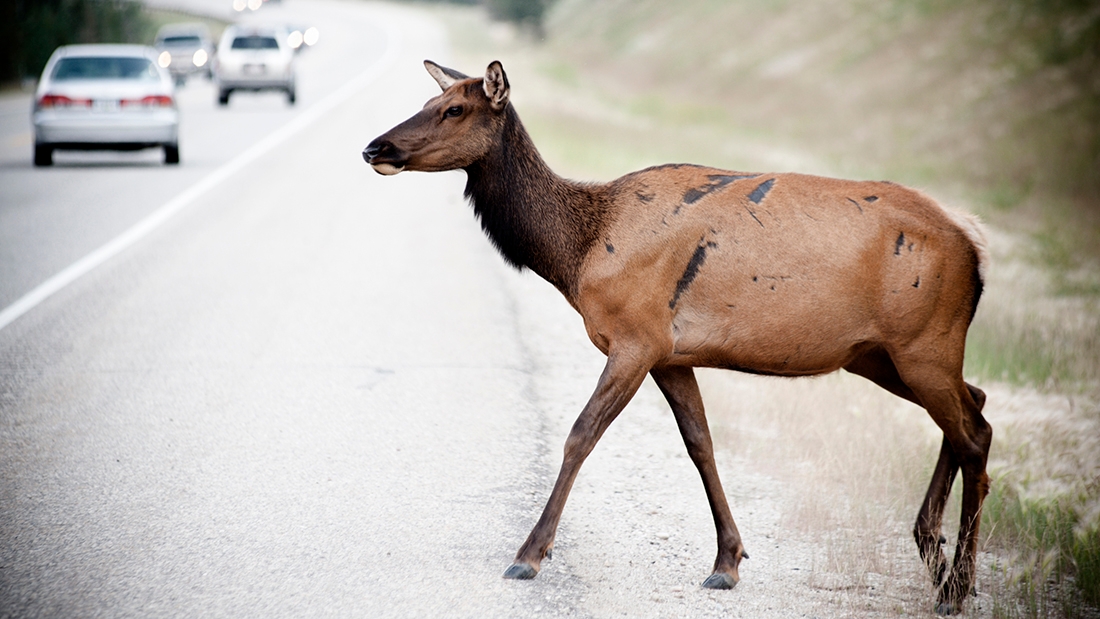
[0,0,151,85]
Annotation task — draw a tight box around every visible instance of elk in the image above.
[363,60,991,615]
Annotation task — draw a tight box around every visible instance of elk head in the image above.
[363,60,511,175]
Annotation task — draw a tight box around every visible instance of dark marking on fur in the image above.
[847,197,864,214]
[682,173,759,205]
[864,195,879,203]
[895,232,906,256]
[606,243,615,254]
[913,276,921,288]
[752,276,758,282]
[636,190,655,203]
[669,240,717,309]
[683,188,706,204]
[748,178,775,204]
[745,206,764,228]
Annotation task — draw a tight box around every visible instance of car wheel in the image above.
[164,144,180,165]
[33,144,53,167]
[286,87,296,105]
[218,88,231,106]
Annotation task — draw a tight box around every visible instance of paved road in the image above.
[0,2,833,618]
[0,0,388,310]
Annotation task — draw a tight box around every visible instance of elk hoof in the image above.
[701,572,737,590]
[934,602,959,616]
[503,563,538,580]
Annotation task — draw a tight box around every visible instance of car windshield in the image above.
[52,56,160,81]
[231,36,279,50]
[160,35,203,46]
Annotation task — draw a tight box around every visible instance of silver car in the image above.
[154,23,215,85]
[33,45,180,166]
[214,25,297,106]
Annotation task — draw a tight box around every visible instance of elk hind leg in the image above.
[895,360,991,615]
[845,348,957,585]
[914,382,988,592]
[651,366,745,589]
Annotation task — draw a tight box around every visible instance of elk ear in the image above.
[483,60,510,110]
[424,60,468,91]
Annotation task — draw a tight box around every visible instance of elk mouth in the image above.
[362,138,407,175]
[370,161,405,176]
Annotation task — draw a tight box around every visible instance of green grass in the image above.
[966,324,1064,388]
[984,485,1100,617]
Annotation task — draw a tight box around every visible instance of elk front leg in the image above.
[651,366,746,589]
[504,351,651,580]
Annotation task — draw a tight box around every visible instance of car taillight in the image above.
[37,94,92,109]
[120,95,175,108]
[143,95,174,107]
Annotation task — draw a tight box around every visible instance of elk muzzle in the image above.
[363,137,406,176]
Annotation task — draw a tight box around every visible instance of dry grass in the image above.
[698,370,940,615]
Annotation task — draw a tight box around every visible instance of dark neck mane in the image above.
[463,106,606,298]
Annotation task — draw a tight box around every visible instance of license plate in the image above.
[93,99,119,112]
[243,64,266,75]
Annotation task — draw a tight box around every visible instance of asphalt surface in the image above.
[0,1,881,618]
[0,0,388,311]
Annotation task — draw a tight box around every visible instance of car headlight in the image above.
[158,51,171,68]
[192,49,208,67]
[287,30,303,50]
[304,27,319,46]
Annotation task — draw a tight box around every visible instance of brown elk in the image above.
[363,60,992,615]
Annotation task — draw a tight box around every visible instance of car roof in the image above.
[224,24,287,37]
[157,24,212,39]
[156,23,211,36]
[55,44,157,58]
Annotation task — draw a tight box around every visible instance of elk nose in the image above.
[362,138,392,163]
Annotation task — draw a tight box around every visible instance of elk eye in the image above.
[444,105,463,119]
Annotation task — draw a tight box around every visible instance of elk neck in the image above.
[462,105,608,300]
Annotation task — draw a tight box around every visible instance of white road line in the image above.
[0,24,402,333]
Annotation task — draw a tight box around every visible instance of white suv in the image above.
[213,25,296,106]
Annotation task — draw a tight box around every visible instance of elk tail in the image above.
[944,207,989,321]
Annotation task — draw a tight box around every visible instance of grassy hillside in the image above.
[436,0,1099,615]
[445,0,1100,391]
